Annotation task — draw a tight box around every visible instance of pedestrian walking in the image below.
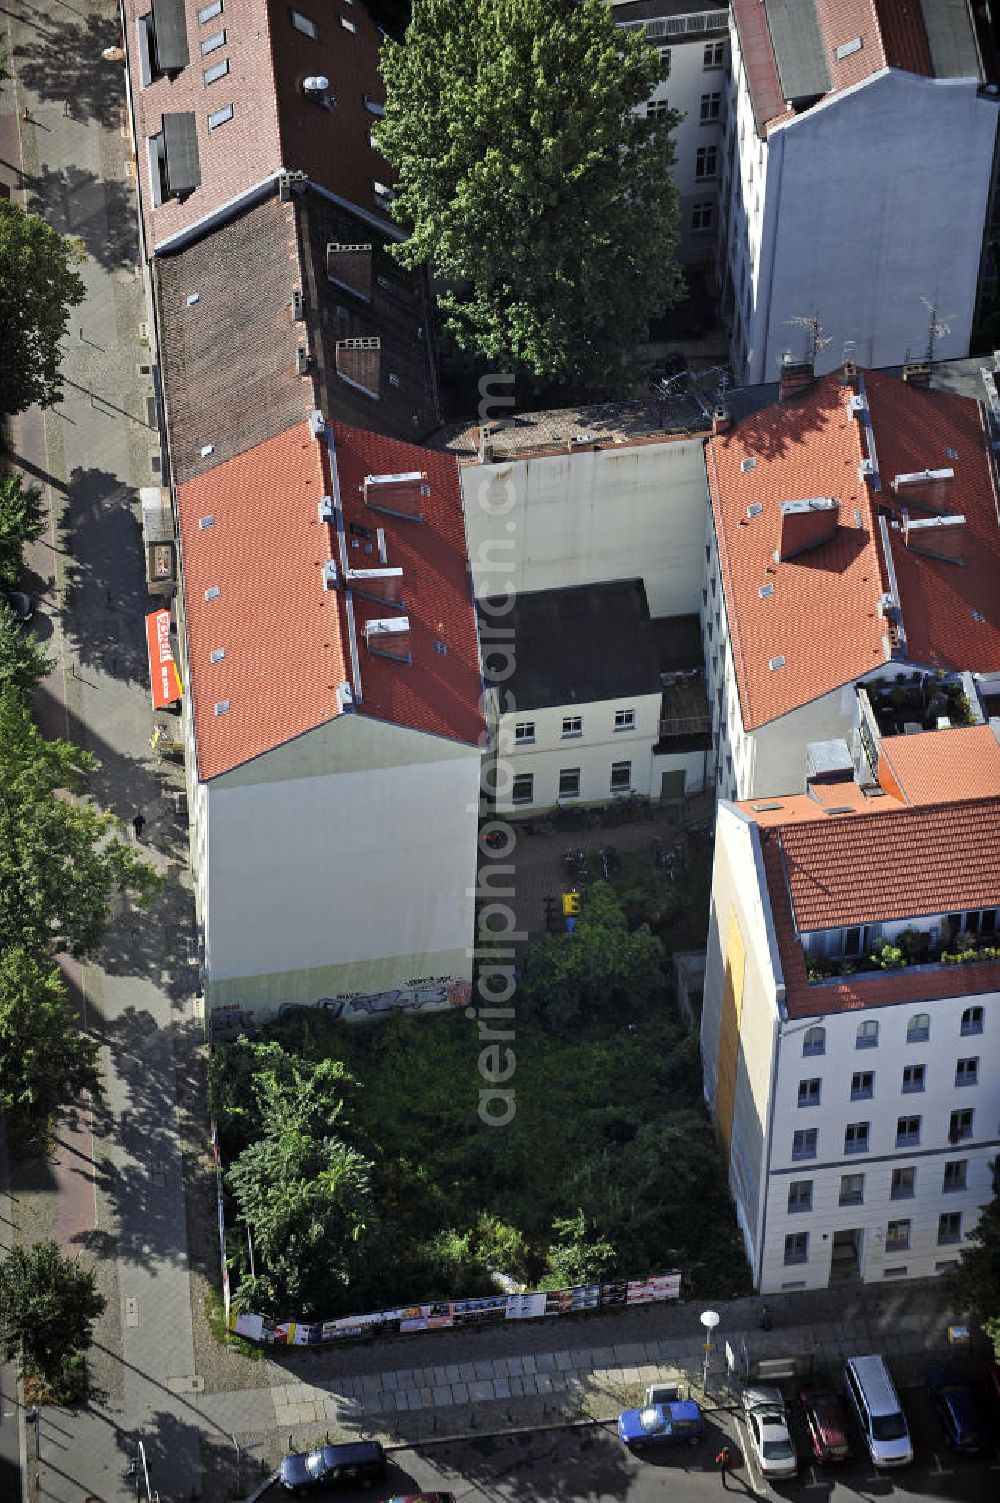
[716,1445,732,1488]
[132,811,146,840]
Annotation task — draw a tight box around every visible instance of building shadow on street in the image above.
[14,11,125,130]
[26,165,139,273]
[58,464,150,689]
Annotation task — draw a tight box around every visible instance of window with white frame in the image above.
[614,709,635,732]
[950,1107,974,1142]
[792,1128,817,1160]
[658,46,671,74]
[902,1064,925,1094]
[514,722,535,745]
[647,99,672,120]
[695,145,718,179]
[885,1218,910,1251]
[891,1166,915,1199]
[797,1078,821,1108]
[943,1160,967,1193]
[907,1013,930,1043]
[961,1005,984,1036]
[839,1172,864,1205]
[896,1114,921,1148]
[938,1211,962,1245]
[784,1231,808,1265]
[850,1071,873,1101]
[558,768,580,800]
[561,715,582,738]
[511,773,533,805]
[955,1057,978,1087]
[700,91,721,122]
[703,39,725,69]
[856,1020,878,1050]
[844,1121,869,1154]
[802,1026,825,1057]
[610,761,632,793]
[692,201,714,232]
[787,1180,812,1213]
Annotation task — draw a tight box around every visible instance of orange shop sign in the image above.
[145,609,182,709]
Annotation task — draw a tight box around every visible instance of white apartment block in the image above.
[720,0,1000,384]
[610,0,730,262]
[702,758,1000,1292]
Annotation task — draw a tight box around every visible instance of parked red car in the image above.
[799,1386,851,1463]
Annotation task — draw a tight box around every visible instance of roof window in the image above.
[769,655,786,671]
[213,700,230,716]
[740,457,756,473]
[364,95,385,116]
[208,103,234,129]
[759,583,774,599]
[290,9,317,37]
[198,514,214,529]
[746,501,763,518]
[201,29,225,53]
[210,648,226,663]
[203,58,229,83]
[197,0,222,20]
[200,443,214,456]
[835,36,862,60]
[205,586,220,601]
[340,14,356,31]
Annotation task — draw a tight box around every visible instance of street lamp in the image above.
[700,1308,720,1392]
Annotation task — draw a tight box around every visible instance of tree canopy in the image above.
[0,598,51,696]
[0,1240,105,1387]
[0,948,101,1126]
[0,687,160,959]
[378,0,682,389]
[948,1161,1000,1357]
[0,199,86,416]
[0,473,45,587]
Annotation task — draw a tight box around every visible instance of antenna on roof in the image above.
[785,313,833,366]
[920,297,956,364]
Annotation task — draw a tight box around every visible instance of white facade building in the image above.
[176,416,485,1037]
[720,0,1000,383]
[610,0,730,262]
[702,767,1000,1293]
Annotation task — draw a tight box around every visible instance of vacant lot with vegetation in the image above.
[211,869,748,1322]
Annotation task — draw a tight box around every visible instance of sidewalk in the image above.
[1,0,203,1497]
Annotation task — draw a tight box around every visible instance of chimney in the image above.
[840,356,858,388]
[891,468,954,513]
[364,470,428,520]
[711,405,732,435]
[778,356,815,401]
[478,425,495,463]
[336,336,380,398]
[902,512,965,563]
[902,360,932,386]
[326,242,373,301]
[778,497,840,560]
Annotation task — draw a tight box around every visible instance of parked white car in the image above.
[741,1386,798,1478]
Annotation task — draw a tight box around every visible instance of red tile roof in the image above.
[863,370,1000,673]
[777,798,1000,930]
[730,0,791,134]
[878,724,1000,805]
[125,0,392,254]
[177,419,482,780]
[707,374,888,730]
[744,800,1000,1017]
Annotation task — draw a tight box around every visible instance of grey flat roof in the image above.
[919,0,982,80]
[483,579,661,712]
[763,0,830,102]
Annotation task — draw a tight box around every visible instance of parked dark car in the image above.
[279,1439,386,1494]
[926,1367,990,1453]
[799,1385,851,1462]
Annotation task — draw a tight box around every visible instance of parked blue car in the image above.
[617,1399,705,1453]
[926,1368,990,1453]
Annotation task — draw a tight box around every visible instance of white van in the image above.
[843,1355,913,1466]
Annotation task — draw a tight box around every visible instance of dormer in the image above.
[778,498,839,560]
[363,470,427,520]
[891,468,954,513]
[363,615,411,662]
[346,566,405,608]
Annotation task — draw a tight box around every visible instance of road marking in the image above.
[929,1453,954,1476]
[125,1297,139,1327]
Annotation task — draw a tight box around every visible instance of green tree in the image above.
[0,199,86,416]
[0,1240,105,1387]
[545,1209,618,1287]
[0,687,161,958]
[521,881,664,1029]
[0,473,45,586]
[948,1161,1000,1357]
[0,598,51,695]
[377,0,682,389]
[0,948,101,1126]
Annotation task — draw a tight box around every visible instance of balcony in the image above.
[858,670,981,744]
[805,926,1000,987]
[655,673,712,753]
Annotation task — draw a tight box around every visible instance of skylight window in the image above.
[208,103,234,129]
[747,502,763,518]
[198,514,215,529]
[197,0,222,20]
[290,9,317,37]
[203,58,229,83]
[769,655,786,671]
[340,14,356,30]
[741,457,757,473]
[200,443,214,456]
[201,29,226,53]
[205,586,220,601]
[759,583,774,599]
[210,648,226,663]
[214,700,230,716]
[835,36,862,60]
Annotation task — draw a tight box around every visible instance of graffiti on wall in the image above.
[210,976,472,1040]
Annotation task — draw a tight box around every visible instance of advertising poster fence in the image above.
[230,1271,682,1347]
